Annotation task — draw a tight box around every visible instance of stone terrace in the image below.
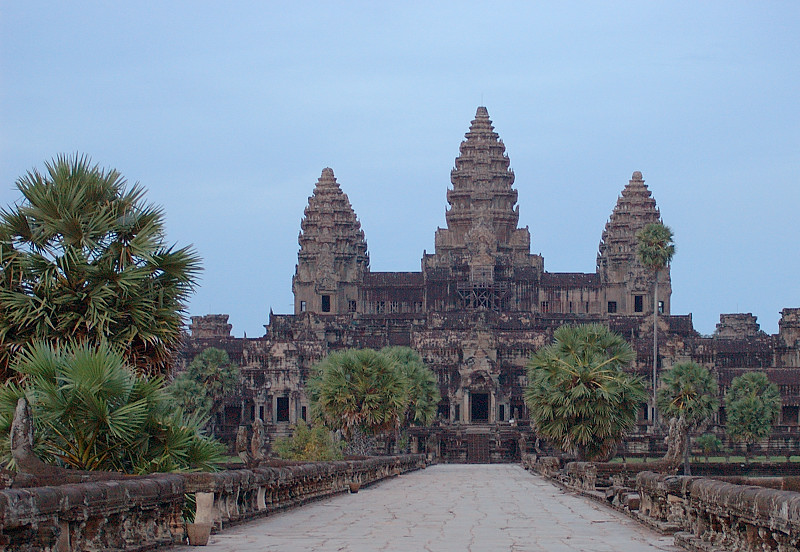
[167,465,682,552]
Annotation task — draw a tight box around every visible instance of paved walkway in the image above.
[169,465,682,552]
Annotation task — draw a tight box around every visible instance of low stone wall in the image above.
[0,454,427,551]
[183,454,427,529]
[636,471,800,551]
[524,456,800,551]
[0,474,184,552]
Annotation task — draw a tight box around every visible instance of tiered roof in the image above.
[597,171,662,270]
[443,106,520,244]
[297,168,368,282]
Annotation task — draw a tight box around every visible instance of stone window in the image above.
[499,404,505,422]
[454,404,461,422]
[375,301,385,313]
[658,300,665,314]
[390,301,399,313]
[414,301,423,312]
[321,295,331,312]
[782,405,799,425]
[276,397,289,422]
[541,301,549,313]
[348,300,357,312]
[301,406,307,422]
[607,301,617,313]
[300,300,306,312]
[634,295,644,312]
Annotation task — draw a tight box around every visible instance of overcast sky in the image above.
[1,1,798,337]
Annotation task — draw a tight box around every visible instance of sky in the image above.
[1,1,798,337]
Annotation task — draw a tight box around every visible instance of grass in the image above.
[610,455,800,464]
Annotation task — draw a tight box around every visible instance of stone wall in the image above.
[0,455,427,551]
[522,455,800,551]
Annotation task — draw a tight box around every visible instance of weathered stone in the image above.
[178,107,800,462]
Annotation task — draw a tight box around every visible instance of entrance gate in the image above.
[466,432,490,463]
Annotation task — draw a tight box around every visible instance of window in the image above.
[348,300,357,313]
[301,406,307,422]
[300,300,306,312]
[258,405,265,421]
[390,301,399,313]
[375,301,385,313]
[414,301,423,312]
[499,404,505,422]
[607,301,617,313]
[658,300,665,314]
[634,295,644,313]
[276,397,290,422]
[541,301,549,313]
[321,295,331,312]
[454,404,461,422]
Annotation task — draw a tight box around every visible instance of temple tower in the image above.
[424,107,543,311]
[292,168,369,315]
[596,171,671,315]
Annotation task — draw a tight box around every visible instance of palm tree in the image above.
[170,347,238,431]
[0,340,225,473]
[307,349,406,443]
[725,372,781,462]
[656,361,718,475]
[525,324,646,461]
[381,346,441,427]
[636,222,675,426]
[0,154,201,378]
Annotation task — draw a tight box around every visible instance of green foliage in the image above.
[308,349,406,439]
[636,222,675,273]
[168,347,238,420]
[381,346,441,427]
[0,154,201,378]
[273,421,343,461]
[657,362,719,425]
[167,376,212,419]
[524,324,646,461]
[695,433,723,459]
[725,372,781,448]
[0,341,225,473]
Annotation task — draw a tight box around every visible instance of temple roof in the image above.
[597,171,662,267]
[297,167,368,270]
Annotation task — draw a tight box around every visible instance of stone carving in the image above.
[180,107,799,462]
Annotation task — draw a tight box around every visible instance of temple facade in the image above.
[181,108,800,461]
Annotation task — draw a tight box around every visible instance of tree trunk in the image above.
[683,435,692,475]
[652,273,659,427]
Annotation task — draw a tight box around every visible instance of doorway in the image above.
[471,392,489,422]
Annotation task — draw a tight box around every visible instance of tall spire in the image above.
[597,171,661,269]
[433,107,533,267]
[293,168,368,314]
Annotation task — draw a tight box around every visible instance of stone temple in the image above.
[182,107,800,462]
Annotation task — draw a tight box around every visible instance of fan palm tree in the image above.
[636,222,675,425]
[169,347,238,431]
[307,349,406,441]
[657,361,718,475]
[0,154,200,378]
[381,346,441,427]
[725,372,780,462]
[525,324,646,461]
[0,340,224,473]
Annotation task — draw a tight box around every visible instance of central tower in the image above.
[423,107,543,312]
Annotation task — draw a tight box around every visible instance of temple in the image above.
[182,107,800,462]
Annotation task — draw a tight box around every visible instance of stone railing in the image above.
[520,453,560,477]
[183,454,427,529]
[636,471,800,551]
[0,455,427,551]
[0,474,184,551]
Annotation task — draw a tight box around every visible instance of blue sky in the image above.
[1,1,798,336]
